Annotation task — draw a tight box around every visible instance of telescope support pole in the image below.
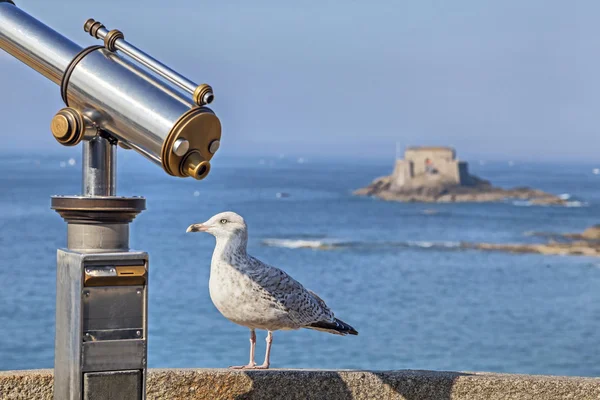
[53,140,148,400]
[82,136,116,197]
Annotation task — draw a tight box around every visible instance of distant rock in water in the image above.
[462,225,600,257]
[461,241,600,257]
[354,146,566,205]
[565,225,600,240]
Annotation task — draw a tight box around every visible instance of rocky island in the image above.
[354,146,566,204]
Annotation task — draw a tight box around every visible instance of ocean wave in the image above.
[261,239,344,250]
[261,238,461,251]
[565,201,587,208]
[414,240,460,248]
[512,200,588,208]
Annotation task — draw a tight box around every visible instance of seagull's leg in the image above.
[248,329,256,366]
[229,329,257,369]
[254,330,273,369]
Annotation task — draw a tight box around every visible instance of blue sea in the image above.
[1,150,599,376]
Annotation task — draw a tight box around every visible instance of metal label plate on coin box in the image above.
[84,265,147,287]
[82,285,144,333]
[82,340,146,372]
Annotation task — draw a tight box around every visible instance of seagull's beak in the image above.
[186,223,208,233]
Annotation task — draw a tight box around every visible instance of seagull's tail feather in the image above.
[306,318,358,336]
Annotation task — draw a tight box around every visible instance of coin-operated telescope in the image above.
[0,1,222,399]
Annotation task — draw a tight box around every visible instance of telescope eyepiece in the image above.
[181,151,211,180]
[195,163,209,179]
[203,92,214,105]
[193,84,214,106]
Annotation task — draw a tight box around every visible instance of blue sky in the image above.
[1,0,599,161]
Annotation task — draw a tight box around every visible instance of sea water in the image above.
[0,151,599,376]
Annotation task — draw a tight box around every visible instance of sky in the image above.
[0,0,599,162]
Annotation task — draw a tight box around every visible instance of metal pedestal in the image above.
[52,138,148,400]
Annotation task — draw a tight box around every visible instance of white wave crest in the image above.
[407,240,460,249]
[262,239,339,250]
[263,238,461,251]
[565,201,587,208]
[512,200,587,208]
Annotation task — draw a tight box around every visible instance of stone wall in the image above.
[395,147,465,186]
[405,147,456,176]
[2,369,600,400]
[446,161,470,185]
[390,160,413,189]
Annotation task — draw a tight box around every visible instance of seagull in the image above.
[186,211,358,369]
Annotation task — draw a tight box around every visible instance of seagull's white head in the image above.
[186,211,247,240]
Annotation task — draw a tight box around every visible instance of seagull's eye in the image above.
[220,219,228,224]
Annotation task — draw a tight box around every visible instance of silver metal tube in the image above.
[95,26,198,95]
[82,136,116,196]
[67,223,129,251]
[68,48,196,167]
[0,2,81,84]
[108,50,192,107]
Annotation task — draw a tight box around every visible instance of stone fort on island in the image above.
[390,146,470,189]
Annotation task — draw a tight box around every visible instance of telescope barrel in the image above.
[0,2,81,84]
[0,1,221,180]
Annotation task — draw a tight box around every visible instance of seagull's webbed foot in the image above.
[229,362,257,369]
[228,363,269,370]
[229,330,273,370]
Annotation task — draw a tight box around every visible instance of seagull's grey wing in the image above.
[307,290,333,317]
[245,256,335,326]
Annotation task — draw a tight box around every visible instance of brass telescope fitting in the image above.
[161,107,221,180]
[84,19,124,52]
[104,29,124,52]
[83,18,104,38]
[193,84,214,106]
[51,108,88,146]
[181,151,211,180]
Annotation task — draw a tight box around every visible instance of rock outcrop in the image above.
[354,174,565,204]
[355,146,566,204]
[461,241,600,257]
[463,226,600,257]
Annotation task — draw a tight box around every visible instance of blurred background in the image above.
[0,0,599,375]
